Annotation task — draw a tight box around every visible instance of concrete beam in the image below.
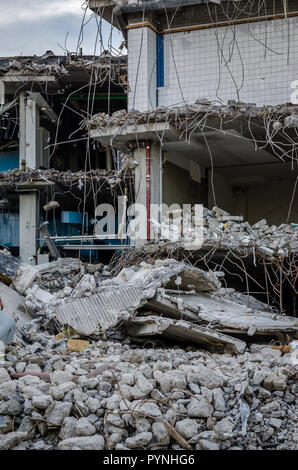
[1,75,56,83]
[0,80,5,106]
[25,97,40,169]
[90,122,176,149]
[134,143,162,246]
[27,92,58,123]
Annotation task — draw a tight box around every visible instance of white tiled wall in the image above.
[128,27,157,111]
[128,18,298,110]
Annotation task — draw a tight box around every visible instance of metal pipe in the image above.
[62,244,133,250]
[146,142,151,240]
[49,234,119,241]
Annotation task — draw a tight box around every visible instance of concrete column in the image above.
[19,93,40,264]
[19,92,26,170]
[134,143,162,246]
[0,80,5,106]
[25,97,39,169]
[134,147,147,209]
[128,27,157,111]
[19,191,39,265]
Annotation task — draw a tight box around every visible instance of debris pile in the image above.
[150,205,297,256]
[0,254,297,450]
[0,249,20,285]
[8,257,298,351]
[0,52,126,80]
[0,339,297,450]
[199,207,298,257]
[87,101,298,134]
[0,167,134,191]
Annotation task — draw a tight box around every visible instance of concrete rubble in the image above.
[5,256,298,347]
[0,252,297,450]
[154,206,298,257]
[0,338,297,450]
[0,249,20,284]
[87,102,298,133]
[199,207,298,257]
[0,52,126,83]
[0,167,134,192]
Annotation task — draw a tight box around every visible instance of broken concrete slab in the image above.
[50,261,222,337]
[24,285,55,315]
[169,292,298,338]
[12,265,39,295]
[0,310,16,345]
[34,258,82,276]
[12,258,82,295]
[109,259,221,294]
[53,285,144,336]
[145,289,199,322]
[0,282,31,342]
[124,316,246,355]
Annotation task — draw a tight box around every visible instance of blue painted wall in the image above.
[0,212,19,247]
[156,35,164,88]
[0,151,19,172]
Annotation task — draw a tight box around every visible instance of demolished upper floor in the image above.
[0,51,127,105]
[89,0,298,111]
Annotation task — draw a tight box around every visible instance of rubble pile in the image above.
[8,258,298,349]
[0,167,134,191]
[0,252,297,450]
[0,339,297,450]
[201,207,298,257]
[34,262,93,294]
[87,101,298,134]
[0,52,126,80]
[141,206,297,257]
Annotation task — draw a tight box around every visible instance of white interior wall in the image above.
[208,173,298,225]
[208,171,235,213]
[234,179,298,225]
[128,18,298,111]
[160,17,298,106]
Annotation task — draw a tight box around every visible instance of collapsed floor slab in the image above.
[169,292,298,339]
[145,289,199,322]
[124,315,246,355]
[50,260,221,336]
[108,260,221,294]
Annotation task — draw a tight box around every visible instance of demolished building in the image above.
[0,0,297,452]
[87,0,298,316]
[0,52,129,264]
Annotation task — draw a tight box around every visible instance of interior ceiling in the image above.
[164,129,298,183]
